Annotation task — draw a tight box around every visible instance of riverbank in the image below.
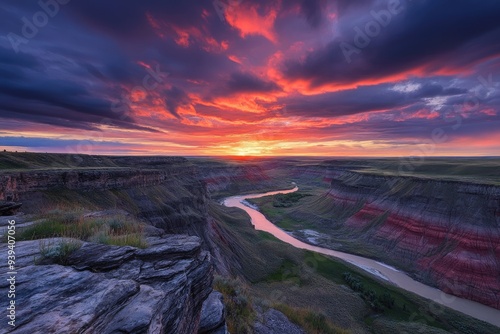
[224,187,500,329]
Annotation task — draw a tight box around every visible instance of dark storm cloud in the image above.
[0,136,128,148]
[284,82,469,118]
[0,47,159,133]
[223,72,282,95]
[412,84,468,99]
[0,46,40,69]
[164,86,190,119]
[0,0,498,155]
[284,0,500,87]
[66,1,208,40]
[297,0,327,28]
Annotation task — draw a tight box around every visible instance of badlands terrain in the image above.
[0,152,499,334]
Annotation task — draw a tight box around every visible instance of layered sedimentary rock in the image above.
[0,156,241,333]
[0,166,193,202]
[198,163,270,195]
[323,169,500,309]
[0,235,214,333]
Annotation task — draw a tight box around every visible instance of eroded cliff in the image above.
[0,235,214,333]
[294,167,500,309]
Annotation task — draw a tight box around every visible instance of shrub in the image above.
[39,239,82,265]
[342,271,395,313]
[272,193,312,207]
[213,276,255,334]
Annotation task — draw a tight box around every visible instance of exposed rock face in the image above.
[198,163,270,195]
[198,291,227,334]
[321,169,500,309]
[0,167,193,202]
[0,235,214,333]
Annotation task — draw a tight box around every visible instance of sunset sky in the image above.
[1,0,499,156]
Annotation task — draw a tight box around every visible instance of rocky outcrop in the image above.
[0,166,195,202]
[198,291,227,334]
[321,169,500,309]
[0,235,214,333]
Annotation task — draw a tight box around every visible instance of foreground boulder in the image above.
[0,235,217,333]
[198,291,227,334]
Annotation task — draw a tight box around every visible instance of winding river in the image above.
[223,186,500,328]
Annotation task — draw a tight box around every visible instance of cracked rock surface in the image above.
[0,235,214,334]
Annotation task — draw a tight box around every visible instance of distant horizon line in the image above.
[1,150,499,159]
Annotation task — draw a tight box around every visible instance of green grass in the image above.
[320,157,500,185]
[248,192,318,230]
[214,276,255,334]
[304,251,438,324]
[272,192,313,207]
[16,210,147,248]
[39,238,82,265]
[263,259,303,285]
[273,304,350,334]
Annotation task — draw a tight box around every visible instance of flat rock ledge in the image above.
[0,235,219,334]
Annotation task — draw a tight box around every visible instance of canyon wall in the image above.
[0,235,214,333]
[0,156,239,333]
[196,163,271,196]
[297,166,500,309]
[0,156,192,202]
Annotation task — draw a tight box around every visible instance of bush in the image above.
[272,193,311,207]
[39,239,82,265]
[342,271,395,313]
[213,276,255,334]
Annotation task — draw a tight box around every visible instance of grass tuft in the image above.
[273,303,350,334]
[17,210,147,248]
[214,276,255,334]
[39,238,82,265]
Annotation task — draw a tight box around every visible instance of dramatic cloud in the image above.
[0,0,499,156]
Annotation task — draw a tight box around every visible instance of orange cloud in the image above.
[228,55,243,64]
[225,4,278,43]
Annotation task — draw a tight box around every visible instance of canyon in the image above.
[1,153,499,333]
[264,160,500,310]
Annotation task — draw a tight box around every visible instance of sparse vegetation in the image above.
[273,304,350,334]
[39,238,82,265]
[17,210,147,248]
[342,272,395,312]
[263,259,303,285]
[272,192,312,207]
[214,276,255,334]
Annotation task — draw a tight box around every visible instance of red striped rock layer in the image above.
[326,170,500,309]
